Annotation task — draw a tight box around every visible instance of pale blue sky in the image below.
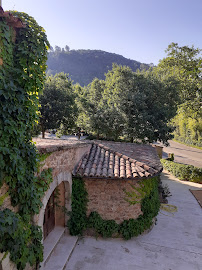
[3,0,202,65]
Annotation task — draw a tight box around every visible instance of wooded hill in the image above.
[47,48,151,86]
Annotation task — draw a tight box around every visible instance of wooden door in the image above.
[43,192,55,239]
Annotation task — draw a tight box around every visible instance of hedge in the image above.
[161,159,202,183]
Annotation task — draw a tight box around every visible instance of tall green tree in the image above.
[76,65,177,144]
[153,43,202,146]
[154,43,202,112]
[104,65,178,143]
[39,73,77,138]
[75,79,109,138]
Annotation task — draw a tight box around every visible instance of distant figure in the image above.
[78,127,81,140]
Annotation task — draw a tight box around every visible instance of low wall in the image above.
[37,140,91,177]
[84,178,142,223]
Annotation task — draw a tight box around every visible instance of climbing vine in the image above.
[0,11,49,269]
[68,176,160,240]
[123,177,158,205]
[67,177,88,235]
[120,177,160,239]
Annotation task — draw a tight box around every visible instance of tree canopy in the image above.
[42,43,201,147]
[39,73,77,138]
[76,65,178,144]
[152,43,202,146]
[154,43,201,112]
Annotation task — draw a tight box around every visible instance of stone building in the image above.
[73,141,162,224]
[0,138,162,269]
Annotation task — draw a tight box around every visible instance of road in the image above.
[161,140,202,168]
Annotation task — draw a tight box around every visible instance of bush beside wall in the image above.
[161,159,202,183]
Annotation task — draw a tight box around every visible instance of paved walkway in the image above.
[65,171,202,270]
[162,140,202,168]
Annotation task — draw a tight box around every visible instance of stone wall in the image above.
[36,140,91,178]
[0,183,18,212]
[0,253,33,270]
[34,140,91,229]
[0,140,91,270]
[84,178,143,223]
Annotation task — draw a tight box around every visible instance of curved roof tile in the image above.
[74,142,161,180]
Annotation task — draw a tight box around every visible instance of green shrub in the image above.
[161,159,202,183]
[88,211,119,238]
[120,177,160,239]
[67,177,88,235]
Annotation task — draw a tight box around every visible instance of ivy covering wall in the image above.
[0,12,49,270]
[68,176,160,240]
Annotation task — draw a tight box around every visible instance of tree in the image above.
[55,45,61,53]
[39,73,77,138]
[75,79,108,138]
[104,65,178,143]
[153,43,202,146]
[155,43,202,111]
[76,65,177,144]
[65,45,70,52]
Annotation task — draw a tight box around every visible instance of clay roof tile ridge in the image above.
[84,144,97,176]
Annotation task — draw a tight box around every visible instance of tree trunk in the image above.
[41,124,45,139]
[42,130,45,139]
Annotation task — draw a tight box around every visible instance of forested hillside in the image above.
[47,47,151,86]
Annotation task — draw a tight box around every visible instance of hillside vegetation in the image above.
[47,47,151,86]
[41,43,201,148]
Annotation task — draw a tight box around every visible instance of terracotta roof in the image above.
[93,140,163,172]
[74,142,162,180]
[0,7,25,28]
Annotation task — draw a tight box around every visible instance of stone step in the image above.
[43,234,78,270]
[42,226,66,268]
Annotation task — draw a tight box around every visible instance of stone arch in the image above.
[33,171,72,238]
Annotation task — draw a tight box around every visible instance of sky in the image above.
[3,0,202,65]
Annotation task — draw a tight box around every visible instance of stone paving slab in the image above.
[65,237,202,270]
[44,235,78,270]
[43,226,65,264]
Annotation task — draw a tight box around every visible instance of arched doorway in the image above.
[43,191,55,239]
[43,181,65,240]
[34,171,72,239]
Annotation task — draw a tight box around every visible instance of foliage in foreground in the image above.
[0,210,43,269]
[161,159,202,183]
[68,177,160,240]
[0,11,49,269]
